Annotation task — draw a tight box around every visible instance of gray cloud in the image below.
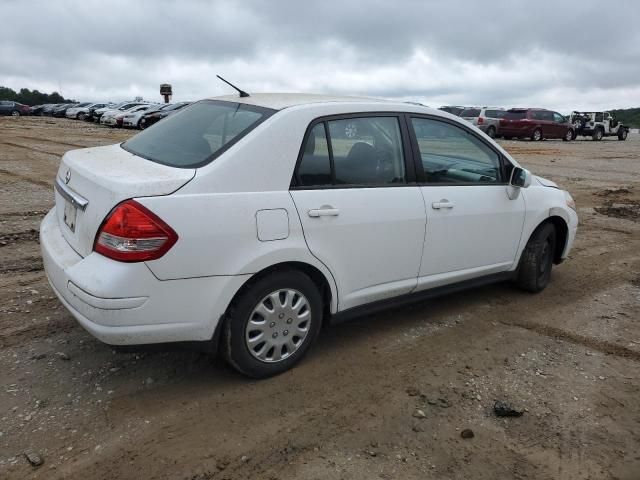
[1,0,639,111]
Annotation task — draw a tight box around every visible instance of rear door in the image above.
[290,115,426,311]
[407,115,525,289]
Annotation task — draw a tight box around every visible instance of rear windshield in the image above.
[122,100,275,168]
[460,108,481,117]
[484,109,505,119]
[503,111,527,120]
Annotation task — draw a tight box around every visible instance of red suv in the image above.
[499,108,575,141]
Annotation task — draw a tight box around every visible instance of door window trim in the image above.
[290,112,417,190]
[406,113,513,186]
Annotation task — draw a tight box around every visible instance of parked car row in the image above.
[27,100,192,129]
[441,106,579,141]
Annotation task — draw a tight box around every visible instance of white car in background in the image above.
[41,94,578,378]
[100,103,152,126]
[97,102,148,124]
[67,102,112,120]
[64,102,93,119]
[122,104,165,128]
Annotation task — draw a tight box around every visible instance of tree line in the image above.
[610,108,640,129]
[0,86,75,106]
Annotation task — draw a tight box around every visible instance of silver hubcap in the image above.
[245,289,311,363]
[534,130,541,140]
[11,111,19,116]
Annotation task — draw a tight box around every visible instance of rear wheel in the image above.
[531,128,542,141]
[486,126,496,139]
[77,112,86,120]
[618,129,628,141]
[223,270,323,378]
[11,110,20,117]
[592,128,604,141]
[515,223,556,293]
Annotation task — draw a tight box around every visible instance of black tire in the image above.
[504,136,512,140]
[11,110,20,117]
[223,269,323,378]
[486,126,496,139]
[77,112,86,120]
[592,128,603,141]
[515,223,556,293]
[562,129,574,141]
[531,128,542,141]
[618,129,628,141]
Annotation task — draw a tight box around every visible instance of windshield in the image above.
[122,100,275,168]
[504,111,527,120]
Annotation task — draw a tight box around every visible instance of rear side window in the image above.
[504,111,526,120]
[298,124,331,186]
[484,109,504,119]
[460,108,481,117]
[296,116,406,187]
[123,100,274,168]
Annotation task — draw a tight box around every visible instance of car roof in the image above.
[209,93,389,110]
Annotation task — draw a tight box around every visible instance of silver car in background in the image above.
[460,107,505,138]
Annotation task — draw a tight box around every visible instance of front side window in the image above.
[296,116,406,187]
[411,117,502,184]
[553,112,565,123]
[123,100,274,168]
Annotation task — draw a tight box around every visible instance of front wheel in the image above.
[223,270,323,378]
[515,223,556,293]
[562,129,574,141]
[618,129,628,141]
[11,110,20,117]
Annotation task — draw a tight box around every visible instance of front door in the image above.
[290,116,426,311]
[407,116,526,289]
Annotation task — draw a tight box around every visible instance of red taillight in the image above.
[477,117,484,125]
[94,200,178,262]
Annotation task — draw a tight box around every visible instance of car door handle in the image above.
[432,200,455,210]
[308,208,340,217]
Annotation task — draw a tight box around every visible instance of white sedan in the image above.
[41,94,578,378]
[121,104,162,128]
[99,102,149,126]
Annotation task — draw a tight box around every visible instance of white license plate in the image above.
[63,200,77,232]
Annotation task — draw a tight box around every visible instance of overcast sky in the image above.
[1,0,639,111]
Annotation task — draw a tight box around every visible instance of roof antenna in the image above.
[216,75,250,98]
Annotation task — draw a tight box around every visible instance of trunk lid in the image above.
[54,144,195,257]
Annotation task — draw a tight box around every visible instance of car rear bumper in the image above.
[40,208,249,346]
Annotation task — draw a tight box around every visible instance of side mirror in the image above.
[510,167,532,188]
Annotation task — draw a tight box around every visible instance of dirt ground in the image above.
[1,116,639,480]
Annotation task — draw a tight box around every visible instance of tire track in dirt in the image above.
[0,168,51,188]
[10,135,86,148]
[0,255,43,274]
[501,320,640,361]
[0,210,48,220]
[0,228,39,246]
[0,141,60,157]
